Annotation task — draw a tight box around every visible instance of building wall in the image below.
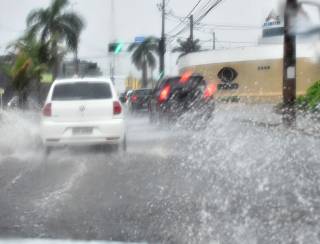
[181,57,320,102]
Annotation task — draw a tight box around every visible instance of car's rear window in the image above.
[160,76,204,89]
[52,82,112,101]
[133,89,152,95]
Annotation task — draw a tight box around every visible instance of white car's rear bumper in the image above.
[41,119,125,147]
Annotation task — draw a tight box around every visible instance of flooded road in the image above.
[1,104,320,244]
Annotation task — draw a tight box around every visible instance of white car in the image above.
[41,78,126,153]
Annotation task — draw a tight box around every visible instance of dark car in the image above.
[148,74,216,123]
[119,92,127,103]
[128,88,152,112]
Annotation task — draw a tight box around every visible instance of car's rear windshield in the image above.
[52,82,112,101]
[133,89,152,95]
[160,76,204,89]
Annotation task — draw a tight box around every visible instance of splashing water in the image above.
[2,105,320,243]
[172,103,320,244]
[0,110,42,160]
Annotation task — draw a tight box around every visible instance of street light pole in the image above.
[159,0,166,77]
[283,0,298,126]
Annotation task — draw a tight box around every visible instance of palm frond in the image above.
[58,12,85,34]
[51,0,69,18]
[26,8,47,26]
[128,42,139,52]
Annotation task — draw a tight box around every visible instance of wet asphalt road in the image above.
[0,112,199,243]
[1,104,320,244]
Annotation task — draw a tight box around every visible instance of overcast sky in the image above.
[1,0,318,78]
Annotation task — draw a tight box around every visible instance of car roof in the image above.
[53,77,112,85]
[133,88,152,91]
[162,75,203,81]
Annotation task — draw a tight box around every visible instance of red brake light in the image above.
[159,84,171,103]
[204,84,217,98]
[113,101,122,115]
[131,95,138,102]
[42,103,52,117]
[180,70,193,84]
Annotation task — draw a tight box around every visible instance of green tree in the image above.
[128,37,159,88]
[26,0,84,79]
[172,38,201,61]
[7,37,47,108]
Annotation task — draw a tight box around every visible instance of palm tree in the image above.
[7,37,47,108]
[26,0,84,79]
[128,37,159,88]
[172,38,201,61]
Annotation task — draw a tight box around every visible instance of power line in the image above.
[195,0,224,23]
[193,0,216,17]
[167,0,204,34]
[168,12,261,31]
[172,36,257,44]
[200,23,261,29]
[169,0,225,41]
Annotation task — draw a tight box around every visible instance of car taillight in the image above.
[42,103,52,117]
[203,84,217,98]
[113,101,122,115]
[131,95,138,102]
[179,70,193,84]
[158,84,171,103]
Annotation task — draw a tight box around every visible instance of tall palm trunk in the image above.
[142,60,148,88]
[36,78,42,105]
[74,47,79,76]
[52,42,60,80]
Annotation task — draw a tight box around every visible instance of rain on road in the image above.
[1,104,320,243]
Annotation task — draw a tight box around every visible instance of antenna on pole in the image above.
[109,0,116,83]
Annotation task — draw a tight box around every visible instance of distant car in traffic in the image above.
[125,90,133,104]
[41,78,126,154]
[119,92,127,103]
[127,88,152,113]
[148,74,216,123]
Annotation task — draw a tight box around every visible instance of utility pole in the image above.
[159,0,166,77]
[282,0,298,126]
[212,32,216,50]
[190,14,194,41]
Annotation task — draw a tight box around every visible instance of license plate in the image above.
[72,127,93,135]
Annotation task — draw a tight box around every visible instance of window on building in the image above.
[258,66,271,71]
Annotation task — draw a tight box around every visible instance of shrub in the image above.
[296,80,320,110]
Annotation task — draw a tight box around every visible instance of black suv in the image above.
[148,74,216,123]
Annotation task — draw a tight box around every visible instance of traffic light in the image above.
[108,42,124,54]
